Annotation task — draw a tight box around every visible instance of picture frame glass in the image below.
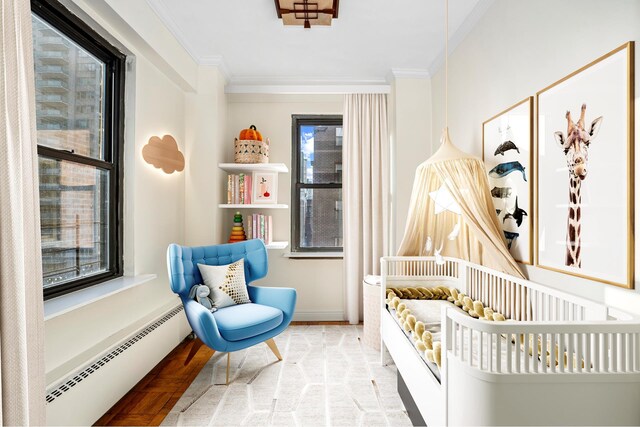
[252,172,278,204]
[483,98,533,264]
[536,44,633,288]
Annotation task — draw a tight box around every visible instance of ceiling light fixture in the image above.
[274,0,339,28]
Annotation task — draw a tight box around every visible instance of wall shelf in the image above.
[219,203,288,209]
[220,163,289,248]
[218,163,288,174]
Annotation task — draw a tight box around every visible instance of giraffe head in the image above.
[554,103,603,180]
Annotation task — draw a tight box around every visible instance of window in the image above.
[31,0,125,299]
[291,115,343,252]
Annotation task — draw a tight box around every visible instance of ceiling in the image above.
[146,0,490,85]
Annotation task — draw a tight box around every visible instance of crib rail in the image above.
[464,263,610,322]
[445,308,640,375]
[382,256,459,280]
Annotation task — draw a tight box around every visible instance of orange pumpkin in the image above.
[239,125,263,141]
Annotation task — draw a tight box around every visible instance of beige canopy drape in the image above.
[397,129,524,279]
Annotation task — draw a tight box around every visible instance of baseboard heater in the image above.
[46,304,188,426]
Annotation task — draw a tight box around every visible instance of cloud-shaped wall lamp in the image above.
[142,135,185,174]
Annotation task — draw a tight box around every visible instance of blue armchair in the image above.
[167,239,296,383]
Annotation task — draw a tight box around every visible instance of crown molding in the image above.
[388,68,431,82]
[427,0,496,76]
[226,75,390,94]
[145,0,200,62]
[147,0,231,82]
[225,84,390,95]
[198,55,231,83]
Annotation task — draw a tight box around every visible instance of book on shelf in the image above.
[246,213,272,245]
[225,173,256,204]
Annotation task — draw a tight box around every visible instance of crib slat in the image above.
[524,333,530,373]
[514,333,521,373]
[611,333,617,372]
[488,333,494,372]
[633,334,640,372]
[467,327,473,365]
[479,331,484,370]
[567,333,574,372]
[593,333,600,373]
[496,334,502,373]
[540,334,549,374]
[558,334,565,373]
[506,333,512,373]
[625,333,631,372]
[550,333,557,373]
[576,333,583,373]
[584,333,591,373]
[618,333,624,372]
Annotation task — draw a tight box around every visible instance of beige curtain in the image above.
[343,94,390,324]
[0,0,46,424]
[397,133,524,279]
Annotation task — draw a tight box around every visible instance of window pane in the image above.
[39,157,110,289]
[32,14,106,160]
[299,188,343,249]
[299,124,343,184]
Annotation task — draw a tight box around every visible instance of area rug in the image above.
[160,325,411,426]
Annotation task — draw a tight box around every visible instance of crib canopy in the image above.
[397,128,524,279]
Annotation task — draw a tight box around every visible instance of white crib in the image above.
[380,256,640,426]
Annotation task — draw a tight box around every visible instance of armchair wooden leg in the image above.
[185,338,207,366]
[265,338,283,361]
[226,353,231,385]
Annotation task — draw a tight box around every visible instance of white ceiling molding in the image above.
[198,55,231,82]
[225,84,391,95]
[226,76,390,94]
[427,0,496,76]
[388,69,431,82]
[145,0,200,63]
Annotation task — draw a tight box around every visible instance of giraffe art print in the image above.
[553,104,602,268]
[536,42,633,288]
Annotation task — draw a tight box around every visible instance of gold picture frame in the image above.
[535,41,634,289]
[482,97,534,265]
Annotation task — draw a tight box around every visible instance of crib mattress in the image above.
[389,299,538,380]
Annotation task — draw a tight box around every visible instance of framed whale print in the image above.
[482,97,533,265]
[536,42,634,289]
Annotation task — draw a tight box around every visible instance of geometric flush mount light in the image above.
[274,0,339,28]
[142,134,185,174]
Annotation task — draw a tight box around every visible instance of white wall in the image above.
[389,77,432,251]
[185,66,228,245]
[226,94,345,320]
[430,0,640,313]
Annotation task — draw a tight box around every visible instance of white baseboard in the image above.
[292,310,345,322]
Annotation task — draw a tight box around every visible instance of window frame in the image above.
[32,0,125,300]
[291,114,343,253]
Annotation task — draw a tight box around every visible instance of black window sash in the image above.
[32,0,125,300]
[291,115,343,252]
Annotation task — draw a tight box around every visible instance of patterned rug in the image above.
[160,325,411,426]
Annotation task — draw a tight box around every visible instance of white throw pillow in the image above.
[197,259,251,309]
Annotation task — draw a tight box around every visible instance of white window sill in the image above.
[44,274,157,321]
[282,252,343,259]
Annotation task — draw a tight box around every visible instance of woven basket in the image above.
[234,137,270,164]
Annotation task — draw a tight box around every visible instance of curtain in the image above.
[343,94,390,324]
[397,136,524,279]
[0,0,46,424]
